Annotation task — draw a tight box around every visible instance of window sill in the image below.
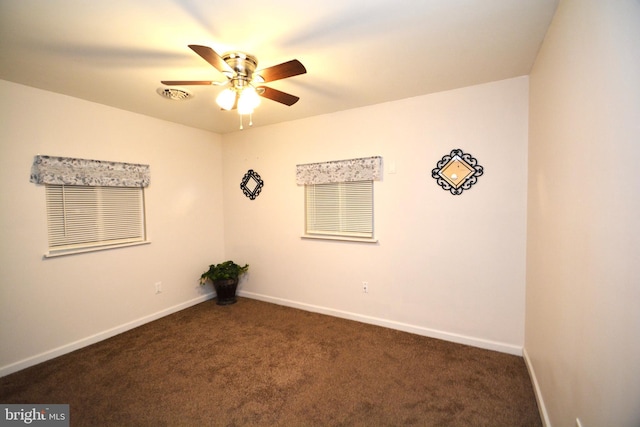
[44,241,151,258]
[301,235,378,244]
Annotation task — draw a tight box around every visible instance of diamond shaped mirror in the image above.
[432,149,483,195]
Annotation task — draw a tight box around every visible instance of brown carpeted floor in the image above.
[0,298,541,426]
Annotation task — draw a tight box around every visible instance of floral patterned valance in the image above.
[30,155,150,187]
[296,156,383,185]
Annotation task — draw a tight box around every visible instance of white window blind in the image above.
[305,180,373,239]
[45,184,146,254]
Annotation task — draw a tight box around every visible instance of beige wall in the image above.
[0,80,225,375]
[222,77,529,354]
[526,0,640,426]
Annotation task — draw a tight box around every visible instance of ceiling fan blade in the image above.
[258,86,300,106]
[257,60,306,83]
[161,80,213,85]
[188,45,234,75]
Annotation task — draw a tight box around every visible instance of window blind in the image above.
[46,185,146,252]
[305,180,373,238]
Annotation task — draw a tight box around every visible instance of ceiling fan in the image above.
[161,45,306,126]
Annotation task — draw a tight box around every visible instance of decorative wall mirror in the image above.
[240,169,264,200]
[432,149,484,195]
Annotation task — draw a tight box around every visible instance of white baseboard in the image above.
[2,291,524,378]
[239,291,523,356]
[523,347,551,427]
[0,294,214,377]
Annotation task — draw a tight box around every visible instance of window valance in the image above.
[296,156,382,185]
[30,155,150,188]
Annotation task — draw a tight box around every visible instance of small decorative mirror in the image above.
[432,149,484,195]
[240,169,264,200]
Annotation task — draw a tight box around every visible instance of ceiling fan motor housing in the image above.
[222,52,258,83]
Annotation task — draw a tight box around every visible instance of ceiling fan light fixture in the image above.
[216,88,236,110]
[237,86,261,115]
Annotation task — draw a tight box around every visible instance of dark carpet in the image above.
[0,297,541,426]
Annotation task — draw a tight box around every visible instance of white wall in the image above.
[526,0,640,426]
[222,77,529,354]
[0,76,529,375]
[0,80,225,375]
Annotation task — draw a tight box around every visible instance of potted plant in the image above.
[200,260,249,305]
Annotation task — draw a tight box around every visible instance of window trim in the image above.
[300,234,378,244]
[44,241,151,258]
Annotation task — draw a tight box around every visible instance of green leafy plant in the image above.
[200,260,249,285]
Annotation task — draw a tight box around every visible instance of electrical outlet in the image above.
[155,282,162,294]
[362,281,369,293]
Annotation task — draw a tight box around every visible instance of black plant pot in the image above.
[213,279,238,305]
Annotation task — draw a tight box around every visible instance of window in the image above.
[297,156,381,243]
[305,180,374,240]
[30,155,151,257]
[45,184,147,256]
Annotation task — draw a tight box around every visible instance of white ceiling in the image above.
[0,0,558,134]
